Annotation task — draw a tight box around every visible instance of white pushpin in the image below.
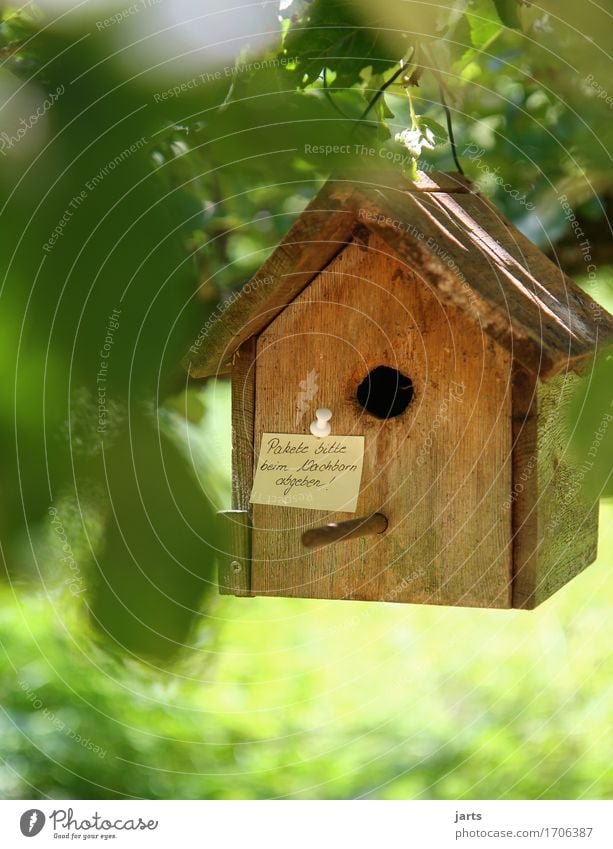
[310,407,332,438]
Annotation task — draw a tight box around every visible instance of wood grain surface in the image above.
[250,232,514,607]
[185,187,356,378]
[231,337,257,511]
[343,187,613,378]
[218,509,252,597]
[511,367,599,608]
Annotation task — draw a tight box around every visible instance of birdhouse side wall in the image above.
[511,367,599,608]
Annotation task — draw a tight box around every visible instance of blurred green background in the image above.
[0,1,612,799]
[1,458,612,799]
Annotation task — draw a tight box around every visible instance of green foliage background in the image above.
[1,451,612,799]
[0,0,611,799]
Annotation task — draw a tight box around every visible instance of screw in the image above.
[231,560,242,573]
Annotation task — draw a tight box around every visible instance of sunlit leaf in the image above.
[465,0,504,49]
[89,411,221,662]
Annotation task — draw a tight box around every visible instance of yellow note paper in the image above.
[250,433,365,513]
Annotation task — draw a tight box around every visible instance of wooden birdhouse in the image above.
[185,171,613,609]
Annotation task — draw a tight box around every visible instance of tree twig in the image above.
[440,85,464,176]
[422,43,464,176]
[323,67,351,119]
[353,49,415,133]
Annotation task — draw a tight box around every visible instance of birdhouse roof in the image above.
[185,171,613,379]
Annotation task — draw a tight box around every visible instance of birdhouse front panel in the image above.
[250,232,514,608]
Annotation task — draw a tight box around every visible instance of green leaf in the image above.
[283,0,402,90]
[417,116,449,142]
[89,412,221,662]
[403,158,419,181]
[369,73,396,121]
[465,0,504,49]
[492,0,522,29]
[164,389,207,425]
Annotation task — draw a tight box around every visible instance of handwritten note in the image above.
[250,433,365,513]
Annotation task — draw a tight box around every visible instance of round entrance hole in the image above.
[356,366,414,419]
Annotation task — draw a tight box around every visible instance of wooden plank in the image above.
[449,191,613,375]
[184,185,356,378]
[349,187,613,378]
[511,367,599,608]
[510,366,539,604]
[331,169,472,194]
[217,337,256,598]
[231,337,256,511]
[218,509,252,596]
[409,170,472,192]
[251,232,513,608]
